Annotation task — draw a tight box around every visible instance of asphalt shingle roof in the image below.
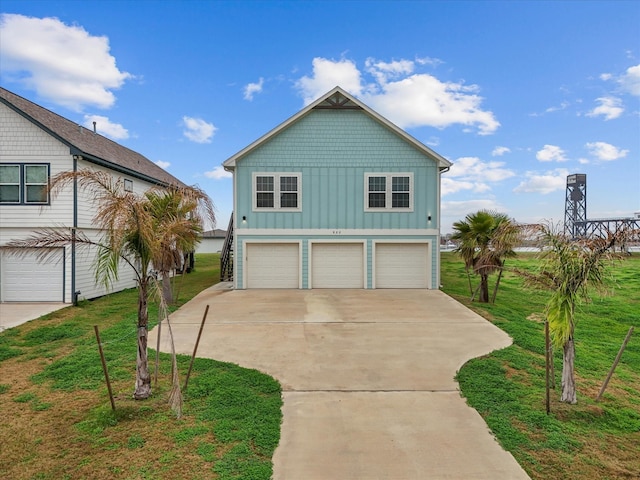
[0,87,184,186]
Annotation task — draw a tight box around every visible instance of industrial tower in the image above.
[564,173,640,240]
[564,174,587,238]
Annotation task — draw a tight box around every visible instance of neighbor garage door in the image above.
[311,243,364,288]
[245,243,299,288]
[1,248,64,302]
[375,243,430,288]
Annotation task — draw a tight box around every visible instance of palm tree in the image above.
[4,169,214,400]
[522,224,617,404]
[145,186,215,305]
[451,210,521,303]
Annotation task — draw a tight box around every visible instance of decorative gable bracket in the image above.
[313,91,362,110]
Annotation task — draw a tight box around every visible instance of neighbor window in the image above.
[124,178,133,192]
[0,163,49,204]
[365,173,413,211]
[253,173,301,211]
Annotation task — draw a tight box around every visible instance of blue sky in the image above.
[1,1,638,232]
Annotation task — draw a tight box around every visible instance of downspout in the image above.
[437,165,450,289]
[72,155,78,305]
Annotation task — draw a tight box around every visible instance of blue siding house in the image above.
[223,87,451,289]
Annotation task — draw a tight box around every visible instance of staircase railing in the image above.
[220,213,234,282]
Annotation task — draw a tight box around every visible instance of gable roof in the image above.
[223,86,452,171]
[202,229,227,238]
[0,87,183,186]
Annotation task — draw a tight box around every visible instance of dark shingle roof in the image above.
[0,87,183,186]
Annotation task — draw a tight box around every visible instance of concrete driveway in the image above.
[0,303,67,331]
[150,286,530,480]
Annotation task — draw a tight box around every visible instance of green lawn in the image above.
[0,254,282,480]
[441,252,640,480]
[2,252,638,479]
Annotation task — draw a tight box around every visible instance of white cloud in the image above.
[545,101,570,113]
[587,96,624,120]
[365,57,415,84]
[83,114,128,140]
[585,141,629,161]
[513,169,569,194]
[442,156,513,197]
[415,56,444,67]
[448,156,515,182]
[204,166,232,180]
[0,13,131,111]
[154,160,170,169]
[244,77,264,101]
[295,57,499,135]
[182,116,216,143]
[578,158,590,165]
[442,199,504,217]
[618,64,640,96]
[295,57,363,104]
[536,144,567,162]
[492,146,511,156]
[441,178,484,196]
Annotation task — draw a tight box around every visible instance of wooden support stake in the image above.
[596,326,634,402]
[154,315,162,387]
[545,320,551,415]
[94,325,116,411]
[183,305,210,390]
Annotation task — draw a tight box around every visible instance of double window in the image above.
[0,163,50,204]
[253,173,301,211]
[365,173,413,211]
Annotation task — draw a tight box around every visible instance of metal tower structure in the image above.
[564,174,587,238]
[563,173,640,242]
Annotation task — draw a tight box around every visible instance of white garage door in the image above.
[1,248,64,302]
[245,243,299,288]
[375,243,430,288]
[311,243,364,288]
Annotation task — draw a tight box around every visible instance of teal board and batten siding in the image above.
[235,235,439,289]
[235,109,440,230]
[234,107,442,289]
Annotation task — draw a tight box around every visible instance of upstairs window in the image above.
[253,173,301,211]
[0,164,49,204]
[124,178,134,192]
[365,173,413,211]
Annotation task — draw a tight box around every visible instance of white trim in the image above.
[251,172,302,212]
[372,239,433,289]
[241,239,302,289]
[364,172,414,212]
[236,228,439,236]
[308,239,367,289]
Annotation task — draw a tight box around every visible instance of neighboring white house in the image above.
[223,87,452,289]
[195,229,227,254]
[0,87,184,303]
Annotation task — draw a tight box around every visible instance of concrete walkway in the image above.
[150,286,531,479]
[0,303,67,331]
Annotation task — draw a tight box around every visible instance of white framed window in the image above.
[0,163,49,204]
[364,173,413,211]
[253,172,302,211]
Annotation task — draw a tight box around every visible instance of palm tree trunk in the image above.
[491,266,504,304]
[161,271,173,305]
[479,274,490,303]
[466,267,474,296]
[134,281,152,400]
[560,336,577,404]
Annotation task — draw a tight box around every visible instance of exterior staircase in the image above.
[220,213,234,282]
